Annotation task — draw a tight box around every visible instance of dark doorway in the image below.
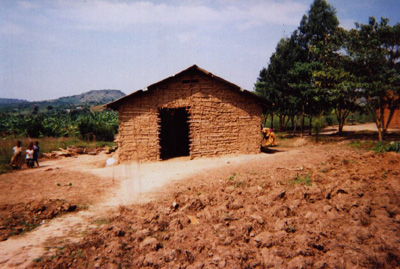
[159,107,190,160]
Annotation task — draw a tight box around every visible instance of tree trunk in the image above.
[292,115,298,135]
[261,114,266,128]
[367,95,384,141]
[290,115,294,130]
[270,112,274,130]
[300,106,305,137]
[283,116,290,130]
[336,108,343,135]
[335,107,351,136]
[338,124,344,134]
[384,107,396,133]
[279,114,283,132]
[373,104,385,141]
[315,115,322,142]
[308,116,312,135]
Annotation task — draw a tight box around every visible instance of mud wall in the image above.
[117,72,262,162]
[384,108,400,129]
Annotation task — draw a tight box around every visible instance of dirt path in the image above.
[0,147,298,268]
[322,123,400,134]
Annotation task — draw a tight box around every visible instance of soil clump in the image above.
[0,199,78,241]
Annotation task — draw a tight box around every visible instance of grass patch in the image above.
[79,204,89,210]
[290,173,312,186]
[372,141,400,153]
[350,140,400,153]
[233,181,244,188]
[228,173,236,181]
[93,218,110,226]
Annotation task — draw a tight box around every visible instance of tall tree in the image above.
[293,0,340,134]
[312,28,360,134]
[255,36,302,131]
[298,0,339,50]
[348,17,400,140]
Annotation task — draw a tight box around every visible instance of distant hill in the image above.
[0,89,126,114]
[49,89,125,105]
[0,98,29,105]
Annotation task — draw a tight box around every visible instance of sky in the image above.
[1,0,399,101]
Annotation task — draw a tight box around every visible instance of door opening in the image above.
[159,107,190,160]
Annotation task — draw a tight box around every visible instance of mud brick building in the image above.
[106,65,268,162]
[383,108,400,129]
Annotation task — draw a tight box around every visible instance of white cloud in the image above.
[53,0,307,31]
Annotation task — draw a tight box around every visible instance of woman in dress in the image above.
[10,141,23,170]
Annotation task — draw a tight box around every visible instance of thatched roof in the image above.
[106,65,268,110]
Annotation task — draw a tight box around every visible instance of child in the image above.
[33,141,40,167]
[26,142,34,168]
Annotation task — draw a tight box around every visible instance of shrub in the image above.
[78,119,115,142]
[372,141,400,153]
[325,116,334,126]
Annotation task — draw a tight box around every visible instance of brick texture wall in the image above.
[117,72,263,162]
[384,108,400,129]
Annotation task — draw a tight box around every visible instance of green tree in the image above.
[295,0,340,135]
[312,28,360,134]
[255,36,302,131]
[348,17,400,140]
[298,0,339,51]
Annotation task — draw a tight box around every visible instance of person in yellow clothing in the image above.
[261,127,276,147]
[10,141,23,170]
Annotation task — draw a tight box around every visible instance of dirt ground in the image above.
[0,132,399,268]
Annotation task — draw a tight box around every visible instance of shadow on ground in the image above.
[260,147,282,154]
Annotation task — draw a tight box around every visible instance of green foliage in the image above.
[257,0,399,140]
[372,141,400,153]
[324,116,334,126]
[350,140,400,153]
[77,113,117,142]
[298,0,339,48]
[0,110,118,140]
[348,17,400,140]
[228,173,236,181]
[312,117,323,137]
[290,173,312,186]
[256,0,341,134]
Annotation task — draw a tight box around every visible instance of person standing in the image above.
[10,141,23,170]
[26,142,34,168]
[33,141,40,167]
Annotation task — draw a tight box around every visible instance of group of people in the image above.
[10,141,40,170]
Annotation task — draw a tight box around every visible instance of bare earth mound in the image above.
[0,199,78,241]
[35,143,400,268]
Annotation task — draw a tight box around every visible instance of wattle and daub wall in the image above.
[115,69,263,162]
